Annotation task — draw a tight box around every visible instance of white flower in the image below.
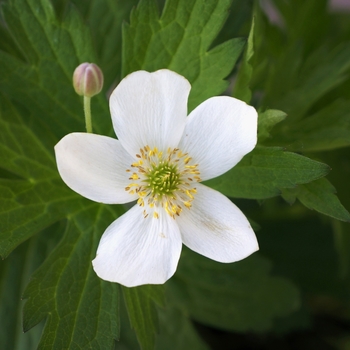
[55,69,259,287]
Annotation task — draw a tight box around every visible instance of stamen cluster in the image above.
[125,146,201,219]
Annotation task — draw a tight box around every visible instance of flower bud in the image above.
[73,63,104,97]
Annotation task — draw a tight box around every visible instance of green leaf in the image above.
[168,249,300,332]
[118,292,209,350]
[123,0,245,111]
[233,15,254,103]
[258,109,287,143]
[0,21,25,59]
[0,3,131,343]
[260,215,347,298]
[0,81,124,349]
[254,0,350,121]
[0,0,111,139]
[281,178,350,222]
[22,205,122,349]
[266,42,350,120]
[0,223,62,350]
[0,178,77,258]
[122,285,164,350]
[0,95,55,179]
[0,96,81,257]
[277,99,350,152]
[213,0,253,44]
[70,0,138,89]
[204,147,330,199]
[273,0,330,51]
[334,220,350,279]
[156,306,210,350]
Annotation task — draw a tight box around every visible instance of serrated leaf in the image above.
[168,249,300,332]
[123,0,245,111]
[281,178,350,222]
[0,95,83,257]
[233,15,254,103]
[258,109,287,143]
[0,3,131,343]
[22,205,122,349]
[204,147,330,199]
[122,285,164,350]
[0,0,111,139]
[70,0,138,89]
[213,0,253,44]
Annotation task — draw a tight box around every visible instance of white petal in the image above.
[178,96,257,181]
[177,184,258,262]
[92,205,182,287]
[110,69,191,156]
[55,133,136,204]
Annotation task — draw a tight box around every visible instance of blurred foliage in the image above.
[1,0,350,349]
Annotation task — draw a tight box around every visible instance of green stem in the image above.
[84,96,92,133]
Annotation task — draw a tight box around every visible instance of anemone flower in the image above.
[55,69,259,287]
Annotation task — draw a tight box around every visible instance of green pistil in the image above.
[147,161,180,197]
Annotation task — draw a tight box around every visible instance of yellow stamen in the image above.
[185,190,194,199]
[125,145,201,219]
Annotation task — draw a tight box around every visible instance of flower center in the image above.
[147,162,180,197]
[125,145,201,219]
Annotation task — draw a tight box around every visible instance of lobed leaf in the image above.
[0,96,80,257]
[0,0,111,139]
[123,0,245,111]
[70,0,139,89]
[0,2,130,341]
[281,178,350,222]
[204,147,330,199]
[22,205,123,349]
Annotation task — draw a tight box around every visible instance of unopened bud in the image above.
[73,63,104,97]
